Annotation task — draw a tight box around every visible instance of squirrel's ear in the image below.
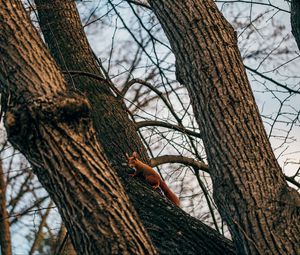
[132,151,138,158]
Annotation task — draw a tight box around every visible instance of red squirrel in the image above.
[126,152,180,207]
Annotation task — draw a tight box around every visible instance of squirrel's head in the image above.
[126,151,138,167]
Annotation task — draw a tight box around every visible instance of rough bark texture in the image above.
[0,1,156,254]
[34,0,149,167]
[54,225,77,255]
[33,1,236,254]
[0,159,12,255]
[148,0,300,254]
[291,0,300,50]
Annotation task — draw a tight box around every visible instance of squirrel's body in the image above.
[126,152,180,206]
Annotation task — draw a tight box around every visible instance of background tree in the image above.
[0,147,12,255]
[148,0,300,254]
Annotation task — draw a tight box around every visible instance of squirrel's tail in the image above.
[160,181,180,207]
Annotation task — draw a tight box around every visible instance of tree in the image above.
[0,0,233,254]
[0,0,299,254]
[148,0,300,254]
[0,1,156,254]
[31,0,235,254]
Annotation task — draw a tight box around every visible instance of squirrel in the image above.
[126,152,180,207]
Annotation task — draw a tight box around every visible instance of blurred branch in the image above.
[8,171,34,214]
[29,201,53,255]
[0,158,12,255]
[10,196,50,225]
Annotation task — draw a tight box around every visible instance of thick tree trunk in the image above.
[291,0,300,50]
[34,0,149,167]
[149,0,300,254]
[33,1,236,254]
[0,1,156,254]
[0,159,12,255]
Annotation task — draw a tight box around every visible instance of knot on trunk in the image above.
[278,185,300,217]
[28,92,91,122]
[5,105,31,146]
[4,92,91,145]
[273,185,300,233]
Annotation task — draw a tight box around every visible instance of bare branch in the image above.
[136,120,202,138]
[61,70,121,97]
[285,175,300,189]
[10,196,50,225]
[122,78,181,123]
[150,155,209,173]
[125,0,152,10]
[195,170,220,233]
[215,0,290,13]
[245,65,300,94]
[151,155,299,189]
[29,201,53,255]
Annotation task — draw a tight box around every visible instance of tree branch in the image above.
[151,155,299,188]
[136,120,202,138]
[150,155,209,173]
[125,0,152,9]
[215,0,290,13]
[285,175,300,189]
[150,155,300,188]
[122,78,181,123]
[245,65,300,94]
[61,70,122,97]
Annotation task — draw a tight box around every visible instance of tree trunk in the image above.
[34,0,149,167]
[0,1,156,254]
[33,1,235,254]
[148,0,300,254]
[291,0,300,50]
[0,159,12,255]
[54,224,77,255]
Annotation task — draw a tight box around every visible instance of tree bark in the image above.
[148,0,300,254]
[291,0,300,50]
[33,1,236,254]
[0,159,12,255]
[0,1,156,254]
[54,224,77,255]
[34,0,149,167]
